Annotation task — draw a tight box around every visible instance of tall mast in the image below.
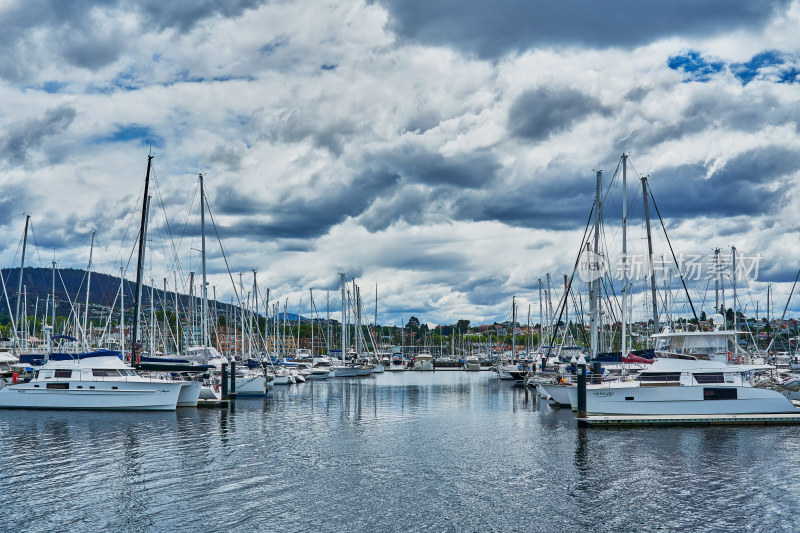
[641,175,659,335]
[714,248,721,314]
[538,278,543,349]
[310,288,314,357]
[621,153,628,357]
[511,295,516,359]
[150,279,155,356]
[732,246,738,336]
[546,273,553,343]
[119,267,125,356]
[199,174,209,349]
[174,271,179,353]
[131,155,153,366]
[51,260,56,328]
[12,215,30,355]
[83,230,95,350]
[590,170,602,360]
[340,273,346,361]
[253,271,259,355]
[163,278,168,353]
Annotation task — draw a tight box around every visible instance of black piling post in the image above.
[577,356,587,427]
[221,363,229,400]
[230,360,236,397]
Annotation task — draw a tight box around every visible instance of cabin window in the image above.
[92,369,121,377]
[89,386,95,389]
[54,370,72,379]
[694,373,724,384]
[625,397,634,401]
[703,388,737,400]
[76,386,82,389]
[111,386,118,390]
[46,383,69,390]
[638,372,681,382]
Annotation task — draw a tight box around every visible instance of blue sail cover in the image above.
[140,355,193,364]
[49,349,123,361]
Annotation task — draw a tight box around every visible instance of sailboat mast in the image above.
[12,215,30,355]
[83,230,95,350]
[538,279,543,349]
[340,273,346,361]
[52,260,57,328]
[199,174,208,349]
[621,153,628,357]
[310,288,314,357]
[590,170,602,360]
[131,155,153,366]
[641,175,659,335]
[511,295,516,360]
[119,267,125,356]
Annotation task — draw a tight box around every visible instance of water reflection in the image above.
[2,373,800,532]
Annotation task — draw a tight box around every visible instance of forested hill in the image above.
[0,267,298,323]
[1,267,133,317]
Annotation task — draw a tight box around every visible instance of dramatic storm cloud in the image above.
[0,0,799,324]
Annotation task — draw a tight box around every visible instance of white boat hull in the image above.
[539,384,573,406]
[234,375,269,396]
[177,381,202,407]
[332,366,372,377]
[584,384,798,415]
[0,380,183,410]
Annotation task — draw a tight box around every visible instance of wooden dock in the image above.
[579,412,800,427]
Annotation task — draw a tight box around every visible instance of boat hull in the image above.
[332,366,372,377]
[584,385,798,415]
[234,375,269,397]
[539,384,573,406]
[0,381,182,410]
[177,381,202,407]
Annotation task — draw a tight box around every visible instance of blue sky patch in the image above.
[260,36,289,55]
[731,50,785,84]
[667,50,724,82]
[92,125,164,148]
[41,81,66,94]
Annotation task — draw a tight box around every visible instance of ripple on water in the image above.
[3,373,800,532]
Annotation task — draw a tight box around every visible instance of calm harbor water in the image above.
[2,371,800,532]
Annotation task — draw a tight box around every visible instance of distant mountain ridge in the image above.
[0,267,307,322]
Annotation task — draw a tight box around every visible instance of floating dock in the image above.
[579,413,800,427]
[197,399,230,408]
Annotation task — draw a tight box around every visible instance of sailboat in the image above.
[0,161,188,410]
[331,274,372,377]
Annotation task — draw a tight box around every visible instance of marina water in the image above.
[2,371,799,531]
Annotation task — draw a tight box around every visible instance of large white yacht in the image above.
[0,350,185,410]
[576,324,797,416]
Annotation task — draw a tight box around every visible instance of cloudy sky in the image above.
[1,0,799,327]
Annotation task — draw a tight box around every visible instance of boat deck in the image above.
[579,412,800,426]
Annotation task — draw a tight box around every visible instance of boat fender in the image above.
[12,372,18,384]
